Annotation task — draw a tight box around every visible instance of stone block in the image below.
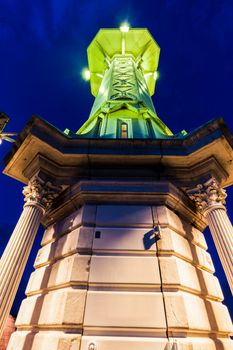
[92,227,157,252]
[89,255,160,285]
[165,291,211,332]
[81,336,168,350]
[81,205,97,226]
[41,205,96,246]
[27,254,91,294]
[70,254,91,284]
[76,227,94,251]
[154,206,208,250]
[166,208,186,233]
[157,229,214,272]
[153,206,169,226]
[36,227,94,267]
[83,291,166,329]
[154,206,187,234]
[7,331,81,350]
[159,256,201,292]
[96,205,153,227]
[41,224,56,246]
[200,270,223,300]
[26,265,51,294]
[185,225,207,250]
[168,337,233,350]
[56,207,84,235]
[194,245,215,272]
[205,300,233,333]
[16,289,87,327]
[34,241,56,268]
[159,256,222,300]
[157,228,193,261]
[55,227,94,259]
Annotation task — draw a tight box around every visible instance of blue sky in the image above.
[0,0,232,316]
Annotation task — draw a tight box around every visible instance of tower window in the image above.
[121,122,128,138]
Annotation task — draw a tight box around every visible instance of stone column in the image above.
[187,177,233,295]
[0,176,61,337]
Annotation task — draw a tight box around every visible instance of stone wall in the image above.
[7,203,232,349]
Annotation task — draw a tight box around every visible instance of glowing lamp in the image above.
[154,71,159,80]
[82,68,91,81]
[120,22,130,33]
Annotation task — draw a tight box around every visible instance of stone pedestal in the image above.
[7,181,233,350]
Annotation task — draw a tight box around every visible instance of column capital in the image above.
[186,177,227,214]
[23,176,62,212]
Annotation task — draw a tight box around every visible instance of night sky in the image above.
[0,0,232,318]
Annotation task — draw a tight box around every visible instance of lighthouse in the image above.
[1,26,233,349]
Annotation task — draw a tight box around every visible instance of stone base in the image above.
[8,201,233,350]
[8,334,233,350]
[7,331,81,350]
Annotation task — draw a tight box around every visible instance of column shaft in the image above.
[206,207,233,294]
[0,205,43,337]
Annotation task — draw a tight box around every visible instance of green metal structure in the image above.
[73,28,175,138]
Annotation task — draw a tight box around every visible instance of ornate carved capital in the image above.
[23,177,62,212]
[186,177,227,214]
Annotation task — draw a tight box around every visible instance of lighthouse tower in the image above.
[1,27,233,350]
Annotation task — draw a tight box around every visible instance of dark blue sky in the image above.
[0,0,232,317]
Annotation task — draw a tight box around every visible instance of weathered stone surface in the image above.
[34,241,56,267]
[41,205,96,246]
[205,300,233,333]
[165,291,233,334]
[89,255,160,285]
[157,228,214,272]
[92,227,157,251]
[81,336,168,350]
[157,228,193,260]
[35,227,94,267]
[96,205,153,227]
[10,201,233,349]
[160,256,201,291]
[16,289,86,327]
[7,331,81,350]
[27,254,91,294]
[80,336,233,350]
[83,291,166,330]
[159,256,223,299]
[154,206,208,250]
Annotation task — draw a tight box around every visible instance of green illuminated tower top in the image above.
[75,25,173,139]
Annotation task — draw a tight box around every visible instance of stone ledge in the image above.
[34,227,94,268]
[26,254,91,295]
[15,289,87,327]
[7,331,81,350]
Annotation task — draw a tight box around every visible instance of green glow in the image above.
[64,128,70,135]
[76,27,173,139]
[82,68,91,81]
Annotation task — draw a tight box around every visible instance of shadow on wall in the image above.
[143,227,161,250]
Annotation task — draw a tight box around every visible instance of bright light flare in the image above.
[154,71,159,80]
[120,22,130,33]
[82,68,91,81]
[0,137,2,145]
